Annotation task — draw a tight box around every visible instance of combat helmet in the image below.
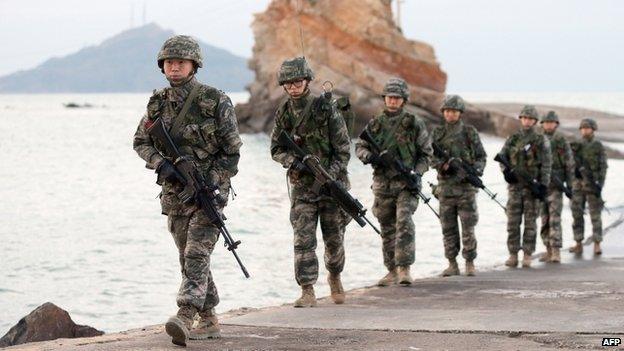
[382,78,409,100]
[519,105,539,120]
[579,118,598,130]
[440,94,466,113]
[540,110,560,124]
[278,57,314,85]
[157,35,203,70]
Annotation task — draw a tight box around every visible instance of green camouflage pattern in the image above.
[571,136,608,188]
[544,131,575,188]
[579,118,598,130]
[270,89,350,287]
[381,78,409,99]
[133,77,242,311]
[431,120,486,260]
[540,189,564,248]
[440,94,466,113]
[277,57,314,85]
[540,110,559,124]
[506,187,541,254]
[519,105,539,120]
[157,35,203,68]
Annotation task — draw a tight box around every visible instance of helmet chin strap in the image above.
[167,73,194,87]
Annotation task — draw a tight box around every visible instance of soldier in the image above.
[133,35,242,346]
[355,78,432,286]
[431,95,486,277]
[569,118,608,255]
[498,105,551,268]
[270,57,351,307]
[538,111,574,263]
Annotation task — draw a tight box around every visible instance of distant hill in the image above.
[0,23,252,93]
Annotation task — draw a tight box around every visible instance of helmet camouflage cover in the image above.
[277,57,314,85]
[382,78,409,99]
[540,110,559,124]
[440,94,466,113]
[579,118,598,130]
[519,105,539,120]
[157,35,203,69]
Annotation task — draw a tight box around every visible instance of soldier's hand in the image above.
[156,159,185,185]
[407,172,422,192]
[379,150,394,168]
[367,153,381,166]
[290,159,308,174]
[503,169,518,184]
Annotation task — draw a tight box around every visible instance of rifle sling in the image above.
[169,84,202,141]
[380,112,404,151]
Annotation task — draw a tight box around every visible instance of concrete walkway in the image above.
[6,225,624,351]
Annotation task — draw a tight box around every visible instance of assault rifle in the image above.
[494,153,547,201]
[278,131,381,235]
[148,118,250,278]
[551,174,573,199]
[573,152,603,198]
[432,143,507,211]
[359,129,440,218]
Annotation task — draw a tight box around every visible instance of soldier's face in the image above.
[519,116,537,129]
[580,127,594,137]
[443,109,461,123]
[542,121,558,133]
[284,79,308,98]
[384,96,404,112]
[163,59,195,83]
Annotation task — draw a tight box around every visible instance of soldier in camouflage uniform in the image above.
[569,118,608,255]
[431,95,486,277]
[270,57,351,307]
[355,78,432,286]
[538,111,574,263]
[133,35,242,346]
[498,105,551,268]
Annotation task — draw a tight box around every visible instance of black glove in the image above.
[407,172,422,192]
[156,159,185,185]
[378,150,395,168]
[290,159,310,175]
[368,153,381,166]
[503,169,518,184]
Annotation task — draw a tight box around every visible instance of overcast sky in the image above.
[1,0,622,91]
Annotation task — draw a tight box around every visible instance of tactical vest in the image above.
[573,138,605,177]
[547,132,568,180]
[506,129,546,179]
[368,110,422,170]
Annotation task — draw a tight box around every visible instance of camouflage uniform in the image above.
[498,105,552,257]
[432,95,486,263]
[355,78,432,276]
[270,57,351,288]
[539,112,574,250]
[571,119,608,243]
[133,36,242,320]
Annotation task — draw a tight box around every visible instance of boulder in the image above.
[0,302,104,347]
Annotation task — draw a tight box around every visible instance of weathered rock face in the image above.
[0,302,104,347]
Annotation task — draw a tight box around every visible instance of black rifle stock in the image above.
[432,143,506,211]
[551,174,573,199]
[278,131,380,235]
[494,153,547,201]
[148,118,250,278]
[359,129,440,218]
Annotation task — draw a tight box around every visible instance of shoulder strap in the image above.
[170,84,202,138]
[291,97,315,134]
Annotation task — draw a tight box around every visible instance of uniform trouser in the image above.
[168,210,219,312]
[539,189,564,248]
[506,187,540,255]
[439,192,478,261]
[372,190,419,271]
[571,189,603,243]
[290,197,346,286]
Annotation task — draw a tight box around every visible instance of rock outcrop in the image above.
[235,0,517,136]
[0,302,104,347]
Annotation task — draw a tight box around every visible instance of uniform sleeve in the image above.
[133,95,165,170]
[429,127,446,171]
[498,136,514,172]
[213,94,243,179]
[355,120,374,164]
[269,105,296,168]
[563,139,576,185]
[597,142,608,186]
[540,135,552,186]
[468,127,487,175]
[327,104,351,178]
[414,117,432,175]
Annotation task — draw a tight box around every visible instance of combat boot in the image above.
[294,284,316,308]
[550,248,561,263]
[165,305,196,346]
[328,273,345,304]
[568,241,583,254]
[441,259,460,277]
[539,245,552,262]
[397,266,413,286]
[594,242,602,255]
[189,309,220,340]
[522,251,532,268]
[377,268,397,287]
[465,260,476,276]
[505,253,519,268]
